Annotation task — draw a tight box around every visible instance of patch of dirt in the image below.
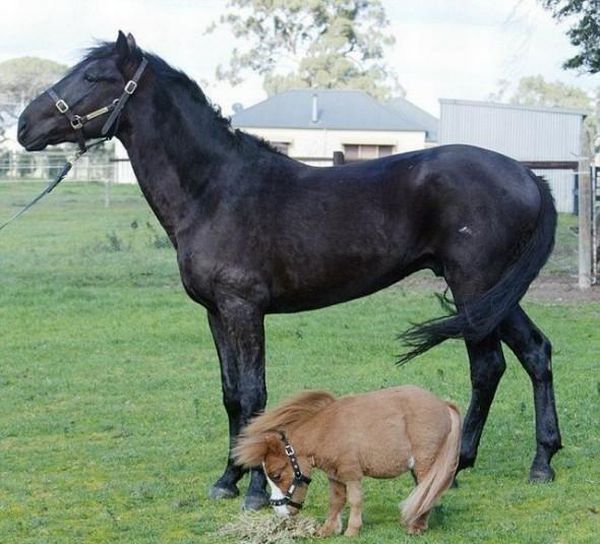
[394,273,600,304]
[526,275,600,303]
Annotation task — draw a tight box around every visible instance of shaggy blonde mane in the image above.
[245,390,336,436]
[233,390,336,467]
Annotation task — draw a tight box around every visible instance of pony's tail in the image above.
[397,173,556,364]
[401,403,461,529]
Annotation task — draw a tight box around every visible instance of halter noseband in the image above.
[269,433,312,510]
[46,57,148,152]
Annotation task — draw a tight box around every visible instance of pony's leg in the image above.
[318,479,346,537]
[344,481,363,537]
[459,332,507,472]
[500,305,562,482]
[206,305,269,509]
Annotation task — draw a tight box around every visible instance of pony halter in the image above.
[269,433,312,510]
[46,57,148,152]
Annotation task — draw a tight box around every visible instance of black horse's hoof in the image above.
[208,484,239,500]
[529,466,555,483]
[242,491,270,511]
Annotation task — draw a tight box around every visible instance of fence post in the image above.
[578,129,592,289]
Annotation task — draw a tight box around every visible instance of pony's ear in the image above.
[116,30,140,63]
[264,432,284,453]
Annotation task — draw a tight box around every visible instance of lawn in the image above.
[1,181,599,544]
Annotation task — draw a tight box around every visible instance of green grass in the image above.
[1,181,599,544]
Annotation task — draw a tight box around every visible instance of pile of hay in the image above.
[218,511,321,544]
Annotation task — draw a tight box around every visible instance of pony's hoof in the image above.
[343,527,360,537]
[208,484,239,500]
[529,466,555,483]
[407,525,426,535]
[242,491,269,511]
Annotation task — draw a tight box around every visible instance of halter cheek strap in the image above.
[269,433,312,510]
[101,57,148,137]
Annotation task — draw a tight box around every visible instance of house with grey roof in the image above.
[230,89,438,166]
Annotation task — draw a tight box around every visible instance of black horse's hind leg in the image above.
[500,305,561,482]
[206,305,269,509]
[459,332,507,472]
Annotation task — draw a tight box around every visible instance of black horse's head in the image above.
[18,31,143,151]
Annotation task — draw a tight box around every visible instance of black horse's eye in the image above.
[83,73,98,83]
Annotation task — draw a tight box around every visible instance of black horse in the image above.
[18,32,561,509]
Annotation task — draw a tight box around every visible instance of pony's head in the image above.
[233,431,312,517]
[18,31,144,151]
[233,390,334,516]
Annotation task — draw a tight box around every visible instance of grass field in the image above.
[1,181,599,544]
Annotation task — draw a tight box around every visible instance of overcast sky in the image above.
[1,0,598,116]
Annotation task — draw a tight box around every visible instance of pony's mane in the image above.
[75,41,281,154]
[244,390,337,437]
[233,390,336,467]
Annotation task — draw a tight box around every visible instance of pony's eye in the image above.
[270,473,281,483]
[83,73,98,83]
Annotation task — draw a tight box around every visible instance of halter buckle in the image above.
[124,80,137,95]
[55,99,69,114]
[70,116,83,130]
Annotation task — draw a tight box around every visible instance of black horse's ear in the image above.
[126,33,137,53]
[116,30,129,60]
[116,31,139,62]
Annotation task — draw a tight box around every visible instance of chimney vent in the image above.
[311,93,319,123]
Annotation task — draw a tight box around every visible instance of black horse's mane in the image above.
[77,42,280,155]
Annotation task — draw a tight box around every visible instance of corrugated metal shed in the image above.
[439,99,587,212]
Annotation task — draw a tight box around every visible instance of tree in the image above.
[508,75,593,110]
[0,57,67,143]
[209,0,403,100]
[540,0,600,73]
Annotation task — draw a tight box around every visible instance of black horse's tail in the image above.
[397,173,557,364]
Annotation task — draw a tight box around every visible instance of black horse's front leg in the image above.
[206,302,269,510]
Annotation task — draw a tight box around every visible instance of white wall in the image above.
[113,140,137,184]
[237,127,427,166]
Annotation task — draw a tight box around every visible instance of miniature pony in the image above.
[234,385,461,536]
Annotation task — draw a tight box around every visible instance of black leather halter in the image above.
[0,58,148,233]
[46,57,148,152]
[269,433,312,510]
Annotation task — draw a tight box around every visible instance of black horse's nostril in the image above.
[17,117,29,143]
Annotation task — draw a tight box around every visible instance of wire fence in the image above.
[0,147,116,182]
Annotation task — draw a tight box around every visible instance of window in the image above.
[270,141,290,155]
[343,144,395,161]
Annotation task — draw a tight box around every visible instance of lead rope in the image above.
[0,138,107,232]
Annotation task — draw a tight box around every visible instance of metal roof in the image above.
[439,99,586,161]
[230,89,429,132]
[440,98,588,117]
[387,97,439,142]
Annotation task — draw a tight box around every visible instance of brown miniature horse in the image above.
[234,386,461,536]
